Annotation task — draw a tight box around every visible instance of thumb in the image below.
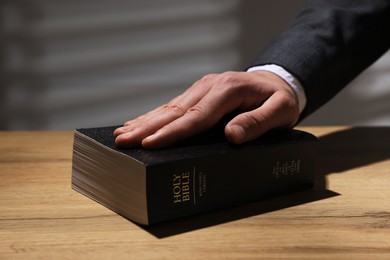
[224,93,299,144]
[225,110,270,144]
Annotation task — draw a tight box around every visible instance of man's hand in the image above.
[114,70,300,149]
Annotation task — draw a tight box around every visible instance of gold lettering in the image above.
[272,159,302,178]
[182,194,190,201]
[173,174,181,203]
[173,174,181,185]
[172,172,192,204]
[173,194,181,203]
[182,184,190,201]
[182,172,190,180]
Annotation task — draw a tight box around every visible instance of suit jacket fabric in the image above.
[249,0,390,120]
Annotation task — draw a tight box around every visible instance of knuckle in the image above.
[208,71,244,97]
[187,105,205,117]
[196,71,246,96]
[199,73,216,84]
[278,93,296,109]
[277,92,300,116]
[271,92,300,126]
[191,74,216,92]
[161,104,185,115]
[185,105,213,127]
[237,112,268,133]
[218,71,238,86]
[245,112,268,127]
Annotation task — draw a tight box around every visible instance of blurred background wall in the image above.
[1,0,389,130]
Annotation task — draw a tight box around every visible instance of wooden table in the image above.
[1,127,390,259]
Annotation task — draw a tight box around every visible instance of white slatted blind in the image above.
[2,0,240,129]
[3,0,388,129]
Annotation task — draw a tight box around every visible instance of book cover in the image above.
[72,126,318,225]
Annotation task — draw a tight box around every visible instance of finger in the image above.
[141,81,246,149]
[114,109,184,148]
[225,91,299,144]
[116,92,198,135]
[114,103,186,137]
[139,71,268,148]
[114,74,217,148]
[114,102,196,148]
[140,108,210,149]
[121,88,201,128]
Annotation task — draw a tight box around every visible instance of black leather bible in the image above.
[71,126,317,225]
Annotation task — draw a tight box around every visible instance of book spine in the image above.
[146,141,316,224]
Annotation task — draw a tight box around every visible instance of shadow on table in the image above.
[141,127,390,238]
[314,127,390,189]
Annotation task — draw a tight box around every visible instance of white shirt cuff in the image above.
[247,64,307,113]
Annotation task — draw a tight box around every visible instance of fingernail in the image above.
[229,125,246,144]
[143,134,155,143]
[142,134,162,149]
[142,131,159,144]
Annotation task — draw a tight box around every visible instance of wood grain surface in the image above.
[1,127,390,259]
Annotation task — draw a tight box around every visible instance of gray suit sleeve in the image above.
[249,0,390,119]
